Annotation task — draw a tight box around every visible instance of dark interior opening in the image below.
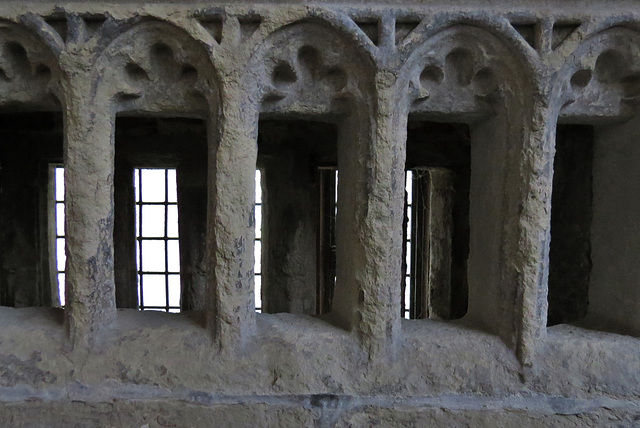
[114,116,208,312]
[405,121,471,320]
[547,124,594,326]
[257,120,338,315]
[0,112,63,307]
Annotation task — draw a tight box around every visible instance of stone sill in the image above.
[0,306,636,399]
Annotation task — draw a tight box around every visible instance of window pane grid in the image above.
[54,167,66,307]
[316,167,338,315]
[255,170,262,312]
[136,168,180,312]
[404,171,413,319]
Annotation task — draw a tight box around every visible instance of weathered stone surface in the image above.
[0,1,637,425]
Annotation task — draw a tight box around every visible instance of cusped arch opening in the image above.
[246,20,376,331]
[0,20,64,312]
[90,19,220,318]
[401,23,535,352]
[549,27,640,337]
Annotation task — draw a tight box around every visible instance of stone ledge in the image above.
[0,394,639,428]
[0,308,637,399]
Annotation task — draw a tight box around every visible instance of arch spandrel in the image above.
[0,20,61,110]
[94,19,220,116]
[402,24,533,120]
[246,20,376,117]
[555,27,640,122]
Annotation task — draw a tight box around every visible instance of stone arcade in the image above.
[0,1,638,426]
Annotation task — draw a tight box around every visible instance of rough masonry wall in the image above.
[0,1,638,426]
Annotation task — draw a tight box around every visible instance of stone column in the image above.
[464,99,552,368]
[512,100,556,368]
[61,69,116,347]
[207,80,257,349]
[331,71,406,358]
